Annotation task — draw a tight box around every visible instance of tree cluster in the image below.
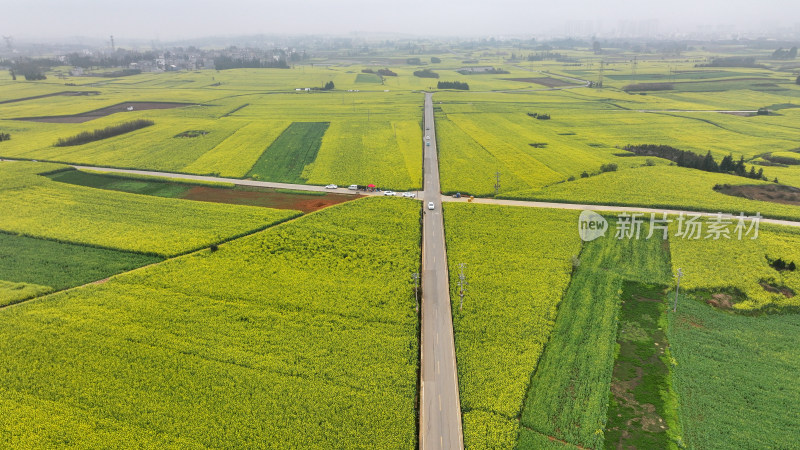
[413,68,439,79]
[772,47,798,60]
[324,81,335,90]
[213,56,288,70]
[769,257,797,272]
[697,57,767,69]
[0,132,10,141]
[527,112,550,120]
[363,68,396,76]
[406,57,422,65]
[431,57,441,63]
[796,75,800,85]
[437,81,469,90]
[55,120,154,147]
[624,144,766,180]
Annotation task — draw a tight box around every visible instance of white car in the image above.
[325,184,338,189]
[402,192,416,198]
[425,135,430,140]
[348,184,358,190]
[383,191,396,196]
[427,202,435,210]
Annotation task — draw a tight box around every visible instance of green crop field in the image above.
[247,122,329,183]
[0,196,421,448]
[0,232,160,307]
[668,296,800,449]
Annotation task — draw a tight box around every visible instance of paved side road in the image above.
[68,165,390,196]
[420,93,464,450]
[441,196,800,228]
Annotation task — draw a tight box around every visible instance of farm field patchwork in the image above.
[443,204,582,449]
[668,220,800,311]
[507,165,800,221]
[0,161,300,256]
[0,196,421,448]
[520,219,672,449]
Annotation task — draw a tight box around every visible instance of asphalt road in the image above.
[65,165,389,196]
[419,93,464,450]
[440,196,800,228]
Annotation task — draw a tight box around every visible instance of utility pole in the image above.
[110,35,115,53]
[412,272,420,312]
[457,263,468,311]
[597,60,604,88]
[631,56,637,83]
[673,268,683,312]
[494,171,501,196]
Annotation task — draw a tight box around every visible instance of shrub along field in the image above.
[0,197,421,448]
[0,161,300,256]
[443,204,582,449]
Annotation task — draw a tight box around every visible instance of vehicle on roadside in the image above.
[425,135,430,140]
[348,184,358,190]
[427,202,435,210]
[383,191,396,196]
[453,192,461,198]
[325,184,338,189]
[402,192,416,198]
[426,142,430,146]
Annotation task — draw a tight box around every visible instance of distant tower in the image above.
[110,35,115,52]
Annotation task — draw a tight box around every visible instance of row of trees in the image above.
[527,112,551,120]
[437,81,469,90]
[55,120,154,147]
[361,68,397,76]
[413,68,439,78]
[624,144,767,180]
[213,56,288,70]
[772,47,798,60]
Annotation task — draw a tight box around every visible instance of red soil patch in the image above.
[14,101,196,123]
[760,282,796,298]
[504,77,576,87]
[181,186,360,213]
[714,184,800,206]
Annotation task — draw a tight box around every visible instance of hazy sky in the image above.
[3,0,799,41]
